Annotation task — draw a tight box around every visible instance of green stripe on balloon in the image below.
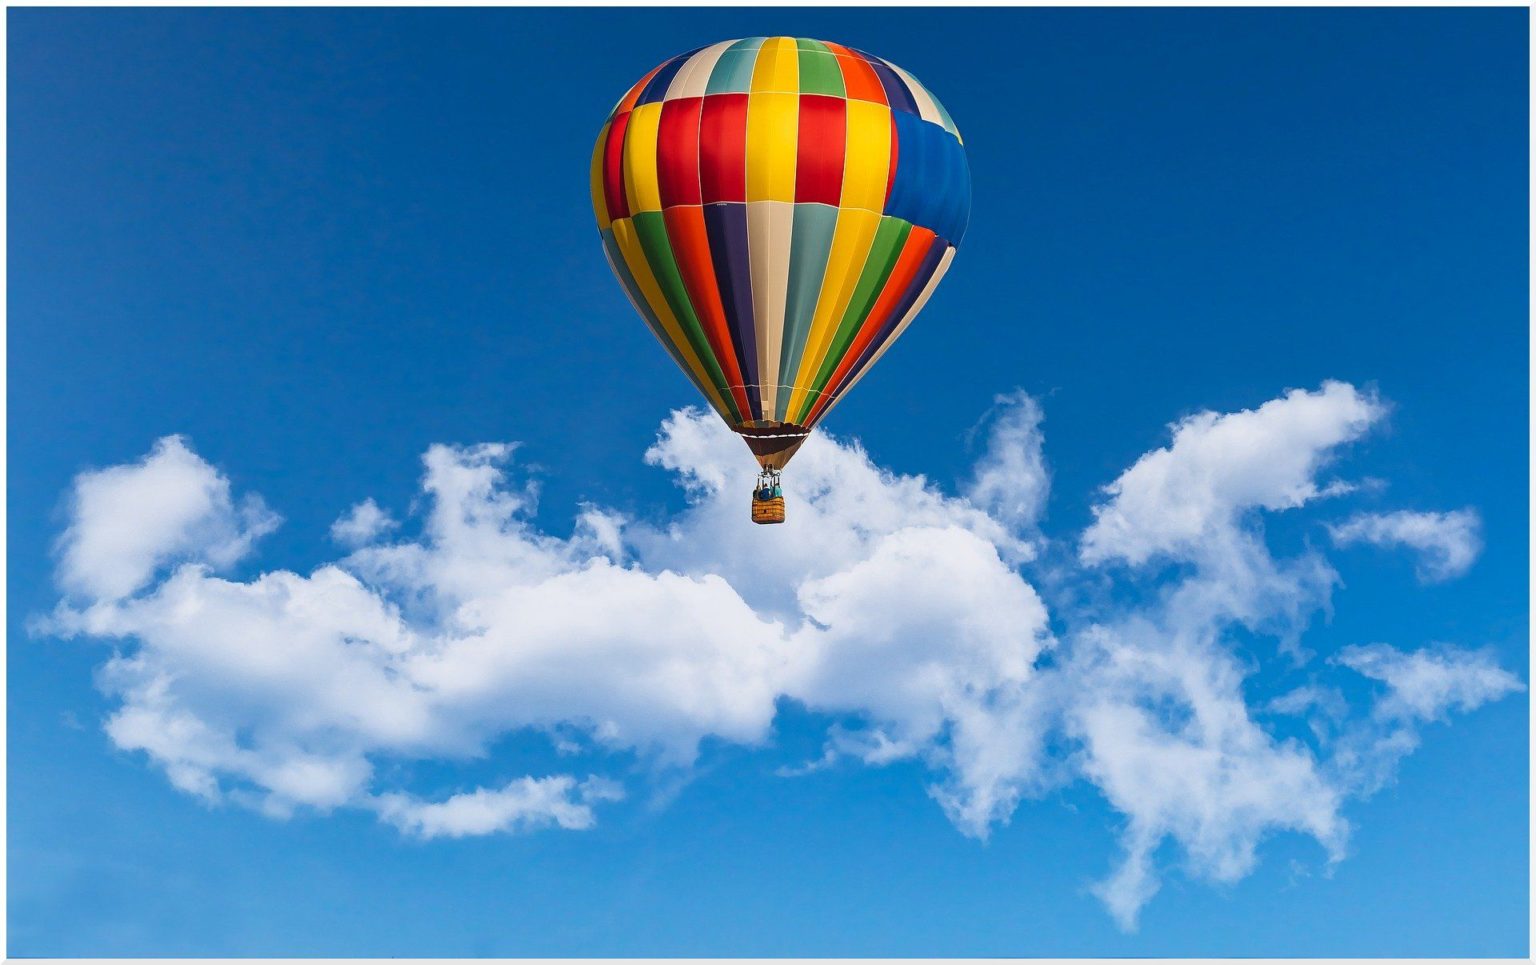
[796,42,846,97]
[777,204,840,418]
[801,217,913,418]
[630,212,741,422]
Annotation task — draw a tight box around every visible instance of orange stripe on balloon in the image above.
[824,41,887,105]
[662,206,754,417]
[804,226,935,424]
[614,64,661,117]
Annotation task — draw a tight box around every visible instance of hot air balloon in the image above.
[591,37,970,523]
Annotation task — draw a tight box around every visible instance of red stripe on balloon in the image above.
[602,111,632,221]
[656,97,703,207]
[662,206,755,416]
[794,95,846,206]
[699,94,748,204]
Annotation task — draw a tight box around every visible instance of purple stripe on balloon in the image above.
[703,202,762,419]
[853,51,920,116]
[636,49,698,106]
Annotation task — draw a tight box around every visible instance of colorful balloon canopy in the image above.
[591,37,970,469]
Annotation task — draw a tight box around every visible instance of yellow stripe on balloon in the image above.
[839,99,892,213]
[621,102,664,214]
[750,36,799,93]
[745,92,798,203]
[609,218,732,419]
[783,206,881,419]
[590,120,611,230]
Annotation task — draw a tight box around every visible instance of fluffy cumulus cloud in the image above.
[1329,508,1483,582]
[330,498,399,547]
[54,435,280,601]
[38,381,1520,929]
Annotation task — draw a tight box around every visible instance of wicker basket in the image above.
[751,495,786,525]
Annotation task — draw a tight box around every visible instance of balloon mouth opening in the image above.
[734,423,811,471]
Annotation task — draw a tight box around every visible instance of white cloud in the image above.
[1065,382,1407,929]
[1081,381,1383,567]
[54,435,279,601]
[633,409,1036,616]
[38,384,1519,930]
[1274,644,1529,799]
[787,524,1053,835]
[330,498,399,547]
[1338,641,1523,720]
[44,399,1054,836]
[377,776,624,839]
[1329,509,1482,582]
[966,390,1050,534]
[1069,620,1348,930]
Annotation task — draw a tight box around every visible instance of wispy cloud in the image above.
[376,776,624,840]
[1329,509,1482,582]
[1067,381,1384,928]
[1081,381,1381,567]
[37,381,1519,929]
[1339,641,1522,720]
[966,389,1050,535]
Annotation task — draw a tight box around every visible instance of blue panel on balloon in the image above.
[886,111,971,244]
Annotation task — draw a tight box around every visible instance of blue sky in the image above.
[8,7,1528,957]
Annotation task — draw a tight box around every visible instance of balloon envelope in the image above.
[592,37,970,469]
